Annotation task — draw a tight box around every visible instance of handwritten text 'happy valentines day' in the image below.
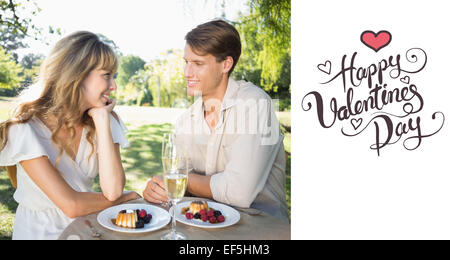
[302,31,445,156]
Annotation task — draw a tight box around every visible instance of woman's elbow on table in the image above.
[100,178,125,201]
[59,199,82,219]
[102,189,123,202]
[63,208,79,219]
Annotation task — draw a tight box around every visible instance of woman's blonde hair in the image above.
[0,31,118,164]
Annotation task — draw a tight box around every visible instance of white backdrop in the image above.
[292,0,450,239]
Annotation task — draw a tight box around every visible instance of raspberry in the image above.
[209,216,217,223]
[185,212,194,220]
[217,215,225,223]
[207,210,215,217]
[201,215,208,222]
[199,209,207,216]
[139,209,147,218]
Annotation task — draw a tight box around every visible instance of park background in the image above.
[0,0,291,239]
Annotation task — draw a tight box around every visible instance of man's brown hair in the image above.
[185,19,241,76]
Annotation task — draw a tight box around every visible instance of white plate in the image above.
[172,201,240,228]
[97,203,171,233]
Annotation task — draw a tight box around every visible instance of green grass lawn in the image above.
[0,99,291,240]
[0,173,17,240]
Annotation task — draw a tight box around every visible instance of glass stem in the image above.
[171,201,176,232]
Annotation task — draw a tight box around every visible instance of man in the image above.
[143,19,289,221]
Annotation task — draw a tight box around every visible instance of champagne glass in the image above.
[161,133,192,240]
[160,133,174,208]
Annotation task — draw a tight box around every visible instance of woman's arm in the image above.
[20,156,140,219]
[94,114,126,201]
[88,101,126,201]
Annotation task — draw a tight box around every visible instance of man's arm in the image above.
[208,134,283,208]
[186,172,212,198]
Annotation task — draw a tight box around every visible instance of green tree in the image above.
[0,46,23,90]
[0,24,27,60]
[116,55,146,87]
[119,49,188,107]
[0,0,38,35]
[145,49,188,107]
[1,0,39,61]
[98,33,122,57]
[119,69,150,106]
[233,0,291,110]
[1,0,60,63]
[19,52,43,87]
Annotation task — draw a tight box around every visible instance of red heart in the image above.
[360,30,392,52]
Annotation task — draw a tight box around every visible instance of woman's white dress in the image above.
[0,113,129,240]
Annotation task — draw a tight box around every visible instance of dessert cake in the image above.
[115,210,138,228]
[182,200,226,224]
[189,200,209,215]
[112,209,152,229]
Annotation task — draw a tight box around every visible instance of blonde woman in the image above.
[0,31,140,240]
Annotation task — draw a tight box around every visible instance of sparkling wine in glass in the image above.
[161,133,192,240]
[164,173,188,202]
[160,133,176,208]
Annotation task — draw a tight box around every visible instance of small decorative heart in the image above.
[400,75,410,84]
[351,118,363,130]
[360,30,392,52]
[317,60,331,74]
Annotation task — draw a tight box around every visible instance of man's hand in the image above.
[142,175,168,203]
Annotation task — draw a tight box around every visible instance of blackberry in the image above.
[213,210,222,217]
[194,213,201,219]
[135,220,145,228]
[143,215,151,224]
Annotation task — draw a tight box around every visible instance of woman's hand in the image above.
[87,99,116,123]
[119,191,142,203]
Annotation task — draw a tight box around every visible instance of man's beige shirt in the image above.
[175,78,289,221]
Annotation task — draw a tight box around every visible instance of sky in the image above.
[18,0,249,62]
